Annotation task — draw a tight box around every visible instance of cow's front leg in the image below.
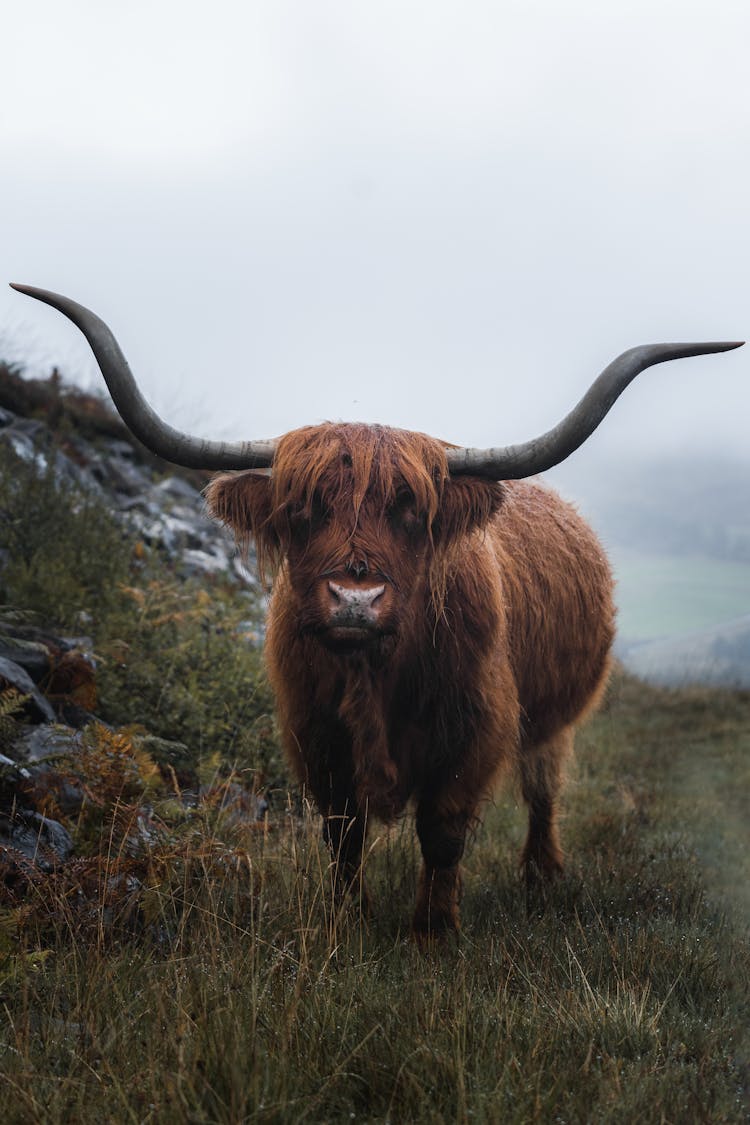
[322,791,370,908]
[297,718,371,910]
[413,794,472,941]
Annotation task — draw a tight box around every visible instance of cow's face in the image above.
[206,423,503,653]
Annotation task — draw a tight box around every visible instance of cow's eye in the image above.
[289,492,328,534]
[390,489,424,534]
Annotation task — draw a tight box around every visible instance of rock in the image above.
[0,656,55,723]
[6,726,85,816]
[128,512,181,552]
[154,475,203,503]
[0,752,31,780]
[0,635,97,718]
[5,729,87,819]
[0,622,90,656]
[0,418,108,499]
[90,452,151,497]
[181,546,233,577]
[0,636,51,683]
[0,374,281,899]
[1,426,48,469]
[7,416,47,440]
[12,724,81,764]
[102,438,137,460]
[116,495,144,514]
[0,809,73,867]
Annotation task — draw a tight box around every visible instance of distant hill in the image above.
[548,454,750,686]
[616,613,750,688]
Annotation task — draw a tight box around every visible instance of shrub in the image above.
[97,576,281,783]
[0,443,133,630]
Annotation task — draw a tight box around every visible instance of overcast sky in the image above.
[2,0,748,470]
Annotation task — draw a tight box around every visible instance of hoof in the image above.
[410,924,459,952]
[521,843,564,888]
[333,877,373,918]
[410,903,460,950]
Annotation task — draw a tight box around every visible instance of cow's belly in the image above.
[490,480,616,744]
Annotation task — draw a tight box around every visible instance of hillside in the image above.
[0,361,278,889]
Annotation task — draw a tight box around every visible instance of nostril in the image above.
[346,555,368,579]
[370,585,386,607]
[327,581,342,603]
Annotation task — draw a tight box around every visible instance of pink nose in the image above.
[327,581,385,627]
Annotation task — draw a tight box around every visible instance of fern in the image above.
[0,687,30,753]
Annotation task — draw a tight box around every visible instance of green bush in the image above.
[97,576,281,783]
[0,443,132,630]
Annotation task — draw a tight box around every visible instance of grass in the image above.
[1,673,748,1124]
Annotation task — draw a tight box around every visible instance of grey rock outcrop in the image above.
[0,403,256,587]
[0,655,56,723]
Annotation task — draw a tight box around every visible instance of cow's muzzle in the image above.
[321,580,390,650]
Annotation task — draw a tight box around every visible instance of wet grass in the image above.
[1,673,748,1123]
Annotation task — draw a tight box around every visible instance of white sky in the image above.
[1,0,748,467]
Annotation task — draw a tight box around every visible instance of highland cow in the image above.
[205,423,615,937]
[9,283,742,939]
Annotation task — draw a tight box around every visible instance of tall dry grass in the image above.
[1,675,748,1123]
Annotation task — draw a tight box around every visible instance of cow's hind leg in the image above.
[519,726,573,885]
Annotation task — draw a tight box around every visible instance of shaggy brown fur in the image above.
[206,422,615,939]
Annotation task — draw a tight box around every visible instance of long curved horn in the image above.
[445,341,744,479]
[9,284,277,470]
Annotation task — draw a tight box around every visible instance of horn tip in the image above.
[684,340,745,354]
[9,283,38,297]
[690,340,744,352]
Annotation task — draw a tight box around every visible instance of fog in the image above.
[1,1,748,468]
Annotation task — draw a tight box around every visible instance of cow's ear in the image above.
[204,471,280,572]
[205,470,273,537]
[432,477,505,544]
